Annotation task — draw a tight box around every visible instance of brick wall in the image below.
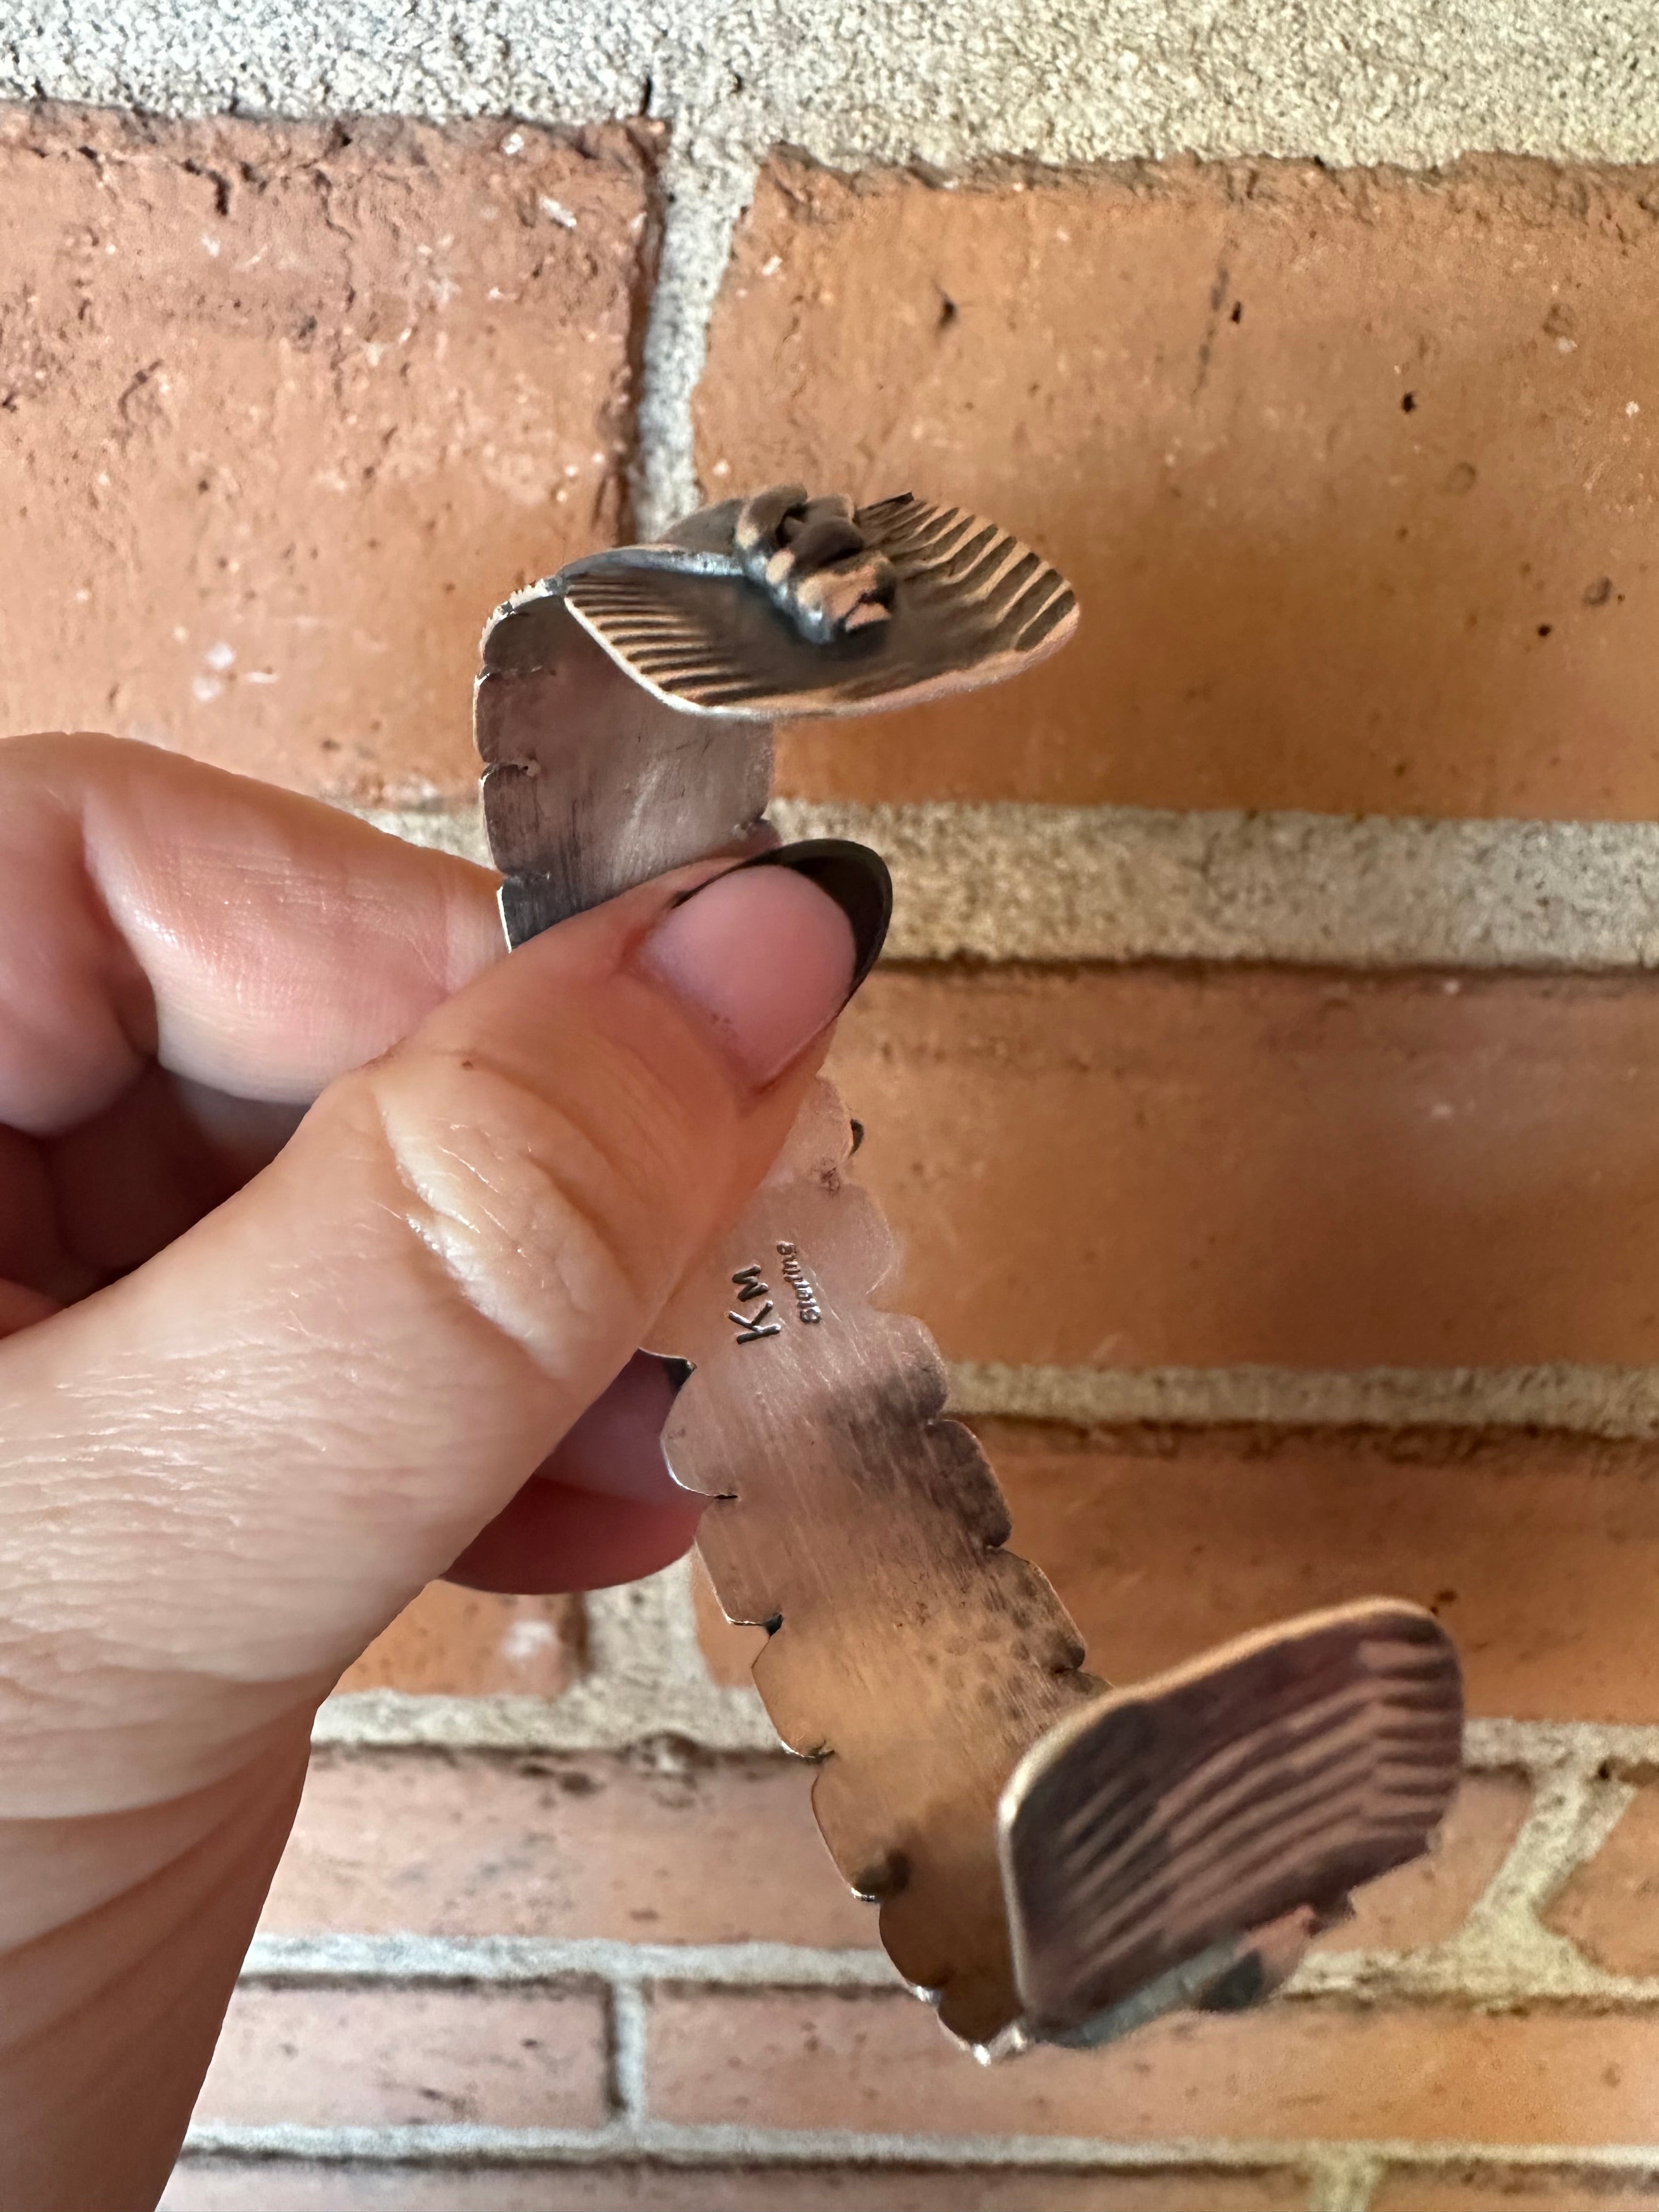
[4,10,1659,2205]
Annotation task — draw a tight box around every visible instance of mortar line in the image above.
[629,131,759,539]
[946,1359,1659,1437]
[579,1555,727,1700]
[242,1924,1659,2016]
[1456,1755,1631,1935]
[607,1978,651,2127]
[172,2120,1659,2176]
[1464,1716,1659,1771]
[364,798,1659,975]
[311,1696,1659,1774]
[304,1712,1650,1767]
[1290,1746,1637,2011]
[240,1933,900,1989]
[1306,2148,1384,2212]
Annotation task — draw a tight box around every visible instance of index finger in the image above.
[0,733,503,1136]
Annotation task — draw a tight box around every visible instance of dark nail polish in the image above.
[713,838,891,999]
[645,837,892,1087]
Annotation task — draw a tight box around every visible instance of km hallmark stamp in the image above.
[727,1263,783,1345]
[727,1244,823,1343]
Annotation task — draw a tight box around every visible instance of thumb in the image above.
[0,841,888,1810]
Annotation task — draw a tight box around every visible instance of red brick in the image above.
[162,2157,1306,2210]
[985,1421,1659,1723]
[194,1985,607,2128]
[262,1748,874,1949]
[648,1988,1659,2145]
[700,158,1659,822]
[1375,2170,1659,2211]
[335,1584,581,1698]
[0,105,652,804]
[266,1743,1519,1964]
[1543,1786,1659,1974]
[833,968,1659,1369]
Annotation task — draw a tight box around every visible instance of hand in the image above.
[0,734,877,2210]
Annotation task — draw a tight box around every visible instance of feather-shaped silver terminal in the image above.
[555,485,1078,721]
[997,1600,1463,2049]
[473,484,1463,2056]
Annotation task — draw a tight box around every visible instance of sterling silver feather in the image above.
[474,483,1464,2056]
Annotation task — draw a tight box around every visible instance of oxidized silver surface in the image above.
[474,483,1464,2055]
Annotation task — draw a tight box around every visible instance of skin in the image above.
[0,733,859,2211]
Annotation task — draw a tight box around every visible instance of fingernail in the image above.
[638,838,891,1088]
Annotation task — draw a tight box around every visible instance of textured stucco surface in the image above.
[775,804,1659,968]
[5,2,1659,169]
[373,799,1659,972]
